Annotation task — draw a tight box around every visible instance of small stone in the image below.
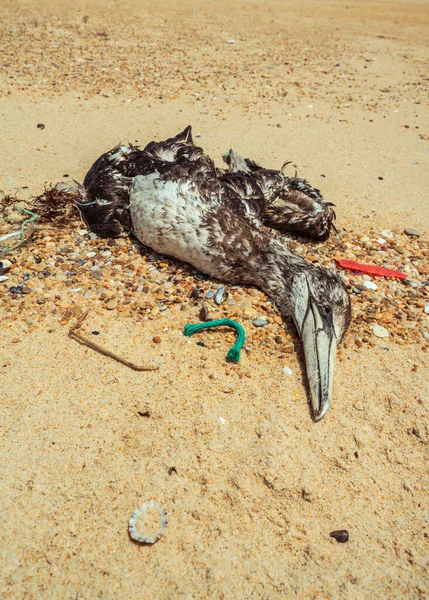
[253,318,268,327]
[274,335,283,344]
[330,530,349,543]
[283,366,293,376]
[199,303,209,321]
[205,290,214,299]
[152,336,161,344]
[373,324,389,338]
[21,286,32,294]
[363,281,377,291]
[151,306,159,316]
[0,259,12,271]
[106,298,118,310]
[381,230,394,238]
[424,305,429,314]
[37,123,45,129]
[404,228,420,237]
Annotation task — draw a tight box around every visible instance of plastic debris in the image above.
[336,259,407,280]
[184,318,245,362]
[128,501,168,544]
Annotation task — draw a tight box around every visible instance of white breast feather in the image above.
[130,174,221,274]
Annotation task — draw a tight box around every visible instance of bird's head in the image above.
[289,265,351,420]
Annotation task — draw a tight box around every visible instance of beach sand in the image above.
[1,0,428,597]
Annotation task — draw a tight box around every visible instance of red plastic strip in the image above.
[336,259,407,280]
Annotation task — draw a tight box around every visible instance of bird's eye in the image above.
[323,305,332,316]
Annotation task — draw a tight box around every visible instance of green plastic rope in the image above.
[184,318,246,363]
[1,208,38,255]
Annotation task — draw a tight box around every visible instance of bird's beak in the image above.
[292,276,337,421]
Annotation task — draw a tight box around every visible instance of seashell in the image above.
[128,501,168,544]
[205,289,214,299]
[189,288,201,301]
[214,286,226,305]
[373,324,389,338]
[9,285,23,294]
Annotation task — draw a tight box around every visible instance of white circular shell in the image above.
[128,501,168,544]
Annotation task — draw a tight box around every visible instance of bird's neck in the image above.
[250,238,310,316]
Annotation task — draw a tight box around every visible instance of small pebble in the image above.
[199,303,209,321]
[330,530,349,543]
[363,281,377,291]
[381,230,394,238]
[253,318,268,327]
[106,298,118,310]
[424,305,429,314]
[0,259,12,271]
[205,289,214,299]
[153,336,161,344]
[91,331,100,335]
[283,366,293,376]
[0,275,9,282]
[373,324,389,338]
[404,228,420,237]
[37,123,45,129]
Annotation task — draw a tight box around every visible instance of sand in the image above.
[1,0,428,598]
